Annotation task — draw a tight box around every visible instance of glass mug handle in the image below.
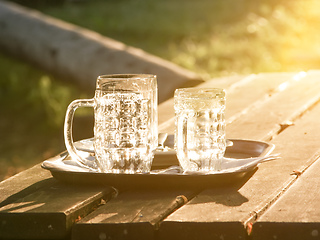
[64,98,95,170]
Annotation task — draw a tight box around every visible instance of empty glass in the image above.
[64,74,158,174]
[174,88,226,172]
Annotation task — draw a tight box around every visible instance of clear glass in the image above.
[64,74,158,174]
[174,88,226,172]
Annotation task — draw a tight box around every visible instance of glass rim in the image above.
[98,74,156,80]
[174,87,225,97]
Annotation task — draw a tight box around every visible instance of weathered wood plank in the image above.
[239,97,320,229]
[224,72,299,123]
[158,72,295,134]
[158,74,246,130]
[0,163,54,208]
[158,72,320,240]
[71,190,196,240]
[0,0,202,103]
[226,71,320,140]
[252,149,320,239]
[0,180,115,239]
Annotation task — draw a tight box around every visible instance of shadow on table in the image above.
[186,168,257,207]
[0,178,56,208]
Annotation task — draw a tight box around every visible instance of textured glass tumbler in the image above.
[174,88,226,172]
[64,74,158,174]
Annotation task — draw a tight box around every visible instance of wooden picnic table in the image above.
[1,71,320,240]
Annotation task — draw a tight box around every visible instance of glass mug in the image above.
[64,74,158,174]
[174,88,226,172]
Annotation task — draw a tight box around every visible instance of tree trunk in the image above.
[0,0,203,102]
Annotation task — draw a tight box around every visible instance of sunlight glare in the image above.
[293,71,307,82]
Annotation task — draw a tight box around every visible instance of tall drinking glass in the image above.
[64,74,158,174]
[174,88,226,172]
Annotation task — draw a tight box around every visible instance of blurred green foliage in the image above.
[0,54,90,179]
[37,0,320,78]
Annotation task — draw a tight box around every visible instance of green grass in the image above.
[1,0,320,180]
[0,53,92,180]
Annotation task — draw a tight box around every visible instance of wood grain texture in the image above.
[0,163,54,208]
[158,72,294,134]
[0,181,115,239]
[158,74,247,133]
[72,190,196,240]
[226,71,320,140]
[252,129,320,238]
[158,71,320,239]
